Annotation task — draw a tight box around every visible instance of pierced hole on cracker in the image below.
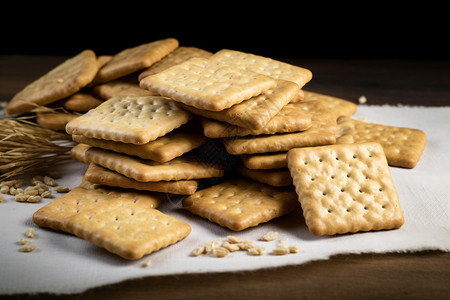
[327,209,332,213]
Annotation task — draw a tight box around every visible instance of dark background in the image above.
[1,4,448,60]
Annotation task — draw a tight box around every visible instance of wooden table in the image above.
[1,56,449,300]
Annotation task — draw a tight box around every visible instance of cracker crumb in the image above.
[358,95,367,104]
[54,186,70,193]
[19,238,29,245]
[212,246,230,258]
[289,246,301,253]
[260,231,278,241]
[272,247,290,255]
[248,247,266,256]
[141,260,151,268]
[20,244,37,252]
[26,228,35,238]
[192,245,206,256]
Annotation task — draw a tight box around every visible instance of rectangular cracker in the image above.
[139,57,277,111]
[241,152,288,170]
[32,179,165,232]
[302,90,357,118]
[72,120,208,162]
[85,147,224,182]
[223,100,337,155]
[337,116,426,168]
[182,177,299,231]
[65,201,191,260]
[287,142,404,236]
[93,38,179,84]
[209,49,313,88]
[138,46,213,81]
[233,163,292,187]
[92,73,158,100]
[178,80,301,130]
[63,92,104,113]
[6,49,98,115]
[70,143,92,164]
[85,163,199,195]
[65,95,192,144]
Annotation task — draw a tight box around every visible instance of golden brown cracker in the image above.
[302,90,357,118]
[65,95,192,144]
[140,57,277,111]
[182,178,298,231]
[6,50,98,115]
[287,142,404,236]
[233,163,292,187]
[337,116,426,168]
[63,92,104,112]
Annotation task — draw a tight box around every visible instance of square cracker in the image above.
[178,79,301,130]
[139,57,277,111]
[337,116,426,168]
[223,100,337,155]
[65,95,192,144]
[182,177,299,231]
[71,120,208,162]
[85,163,199,195]
[92,74,158,100]
[209,49,313,88]
[6,49,98,115]
[233,163,292,187]
[85,147,224,182]
[65,201,191,260]
[32,179,165,232]
[287,142,404,236]
[93,38,179,84]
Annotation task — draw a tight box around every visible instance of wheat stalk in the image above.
[0,117,74,181]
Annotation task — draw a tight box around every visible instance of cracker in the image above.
[85,163,199,195]
[70,143,91,164]
[71,120,207,162]
[209,49,312,88]
[287,142,404,236]
[63,92,104,113]
[36,111,77,130]
[178,79,301,130]
[302,90,357,117]
[223,100,337,155]
[233,163,292,187]
[182,178,298,231]
[289,89,305,103]
[93,38,179,84]
[337,116,426,168]
[92,73,157,100]
[139,57,277,111]
[65,202,191,260]
[241,152,288,170]
[138,46,213,81]
[200,98,312,138]
[65,95,192,144]
[32,179,164,232]
[85,147,224,182]
[6,49,98,115]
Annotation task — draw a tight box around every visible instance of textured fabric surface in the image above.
[1,105,449,295]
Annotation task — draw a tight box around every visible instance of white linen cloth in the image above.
[1,105,449,295]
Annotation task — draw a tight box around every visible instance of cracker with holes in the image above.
[72,120,208,162]
[287,142,404,236]
[223,100,337,155]
[92,74,157,100]
[241,152,288,170]
[32,179,164,232]
[70,143,91,164]
[65,201,191,260]
[178,80,302,130]
[63,92,104,113]
[65,95,192,144]
[337,116,426,168]
[139,57,277,111]
[138,46,213,81]
[93,38,179,84]
[6,50,98,115]
[209,49,312,88]
[85,163,199,195]
[182,178,299,231]
[85,147,224,182]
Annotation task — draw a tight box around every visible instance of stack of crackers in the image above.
[6,38,427,260]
